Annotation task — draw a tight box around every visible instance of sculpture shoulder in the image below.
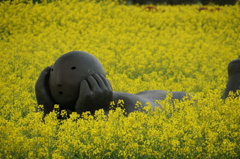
[112,90,168,112]
[112,90,188,105]
[135,90,168,100]
[112,91,149,113]
[136,90,188,100]
[171,91,188,100]
[111,90,189,114]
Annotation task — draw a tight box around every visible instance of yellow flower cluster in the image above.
[0,0,239,158]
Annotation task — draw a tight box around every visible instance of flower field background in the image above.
[0,0,240,158]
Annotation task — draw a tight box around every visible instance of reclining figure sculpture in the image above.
[35,51,188,117]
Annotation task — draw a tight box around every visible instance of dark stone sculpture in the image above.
[35,51,188,117]
[222,57,240,99]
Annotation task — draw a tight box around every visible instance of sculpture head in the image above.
[222,57,240,99]
[49,51,105,107]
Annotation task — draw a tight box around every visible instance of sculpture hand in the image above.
[75,74,113,115]
[35,66,55,116]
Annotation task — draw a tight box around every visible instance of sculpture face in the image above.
[49,51,105,107]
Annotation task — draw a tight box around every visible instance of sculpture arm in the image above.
[35,67,55,116]
[112,91,151,113]
[113,90,189,114]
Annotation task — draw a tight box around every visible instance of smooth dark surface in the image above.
[222,57,240,99]
[35,66,55,116]
[35,51,188,117]
[48,51,106,110]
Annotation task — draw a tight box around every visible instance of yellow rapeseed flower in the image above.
[0,0,239,158]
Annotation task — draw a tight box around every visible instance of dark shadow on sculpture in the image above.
[35,51,188,118]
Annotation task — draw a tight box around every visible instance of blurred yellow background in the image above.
[0,0,239,158]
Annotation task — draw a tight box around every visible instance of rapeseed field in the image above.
[0,0,239,158]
